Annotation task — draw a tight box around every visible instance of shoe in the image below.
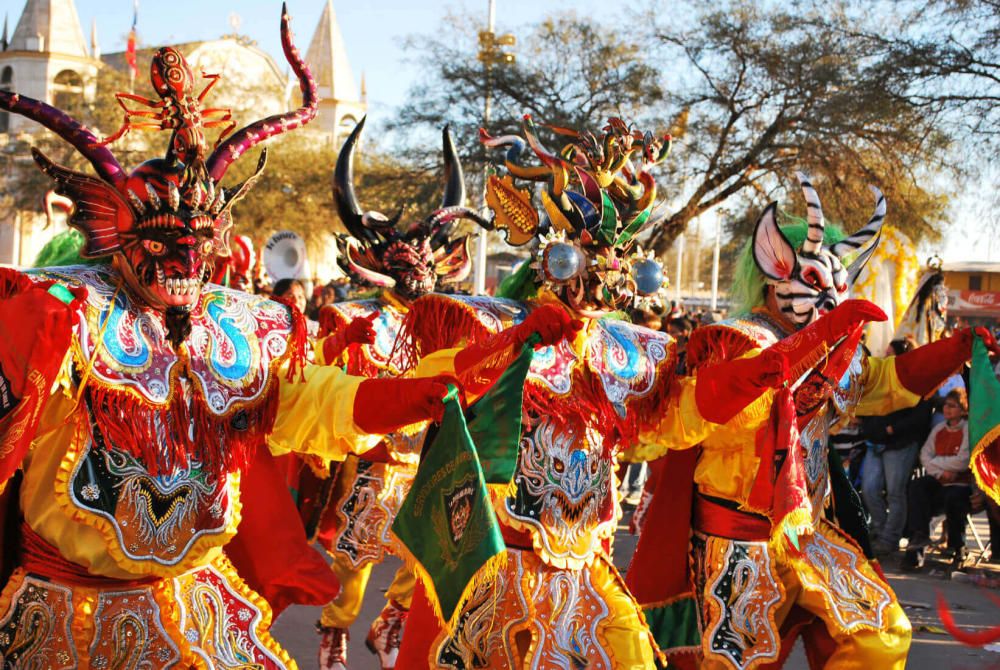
[366,601,408,669]
[951,546,968,571]
[317,624,349,670]
[872,540,897,558]
[622,489,642,506]
[900,548,925,572]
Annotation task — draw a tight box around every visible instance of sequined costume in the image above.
[0,12,520,668]
[307,119,491,670]
[392,119,855,670]
[625,176,999,670]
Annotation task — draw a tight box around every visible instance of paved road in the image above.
[271,512,1000,669]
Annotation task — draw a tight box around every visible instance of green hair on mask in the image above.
[729,213,845,316]
[33,229,105,268]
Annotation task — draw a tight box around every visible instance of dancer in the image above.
[0,11,577,667]
[313,118,490,670]
[393,117,882,669]
[626,174,1000,669]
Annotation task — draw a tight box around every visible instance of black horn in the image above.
[333,116,376,243]
[441,125,466,208]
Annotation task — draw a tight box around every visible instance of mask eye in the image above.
[143,240,166,255]
[200,240,215,255]
[553,458,565,474]
[801,266,823,289]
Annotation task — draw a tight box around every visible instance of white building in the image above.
[0,0,365,271]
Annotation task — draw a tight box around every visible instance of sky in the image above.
[14,0,995,265]
[58,0,606,117]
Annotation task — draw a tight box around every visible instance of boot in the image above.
[317,624,349,670]
[366,600,408,669]
[900,548,925,572]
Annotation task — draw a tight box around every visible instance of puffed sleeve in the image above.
[855,355,922,417]
[268,363,380,460]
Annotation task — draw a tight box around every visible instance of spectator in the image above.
[666,316,694,375]
[272,278,308,314]
[902,389,973,571]
[859,339,931,557]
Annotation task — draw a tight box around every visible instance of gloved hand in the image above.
[770,299,886,377]
[695,300,887,424]
[454,303,582,372]
[895,326,1000,397]
[345,313,378,345]
[695,347,790,424]
[453,303,583,394]
[321,313,377,363]
[353,375,457,434]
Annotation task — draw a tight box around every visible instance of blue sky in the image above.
[60,0,606,116]
[30,0,997,263]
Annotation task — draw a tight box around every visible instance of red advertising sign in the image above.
[948,290,1000,316]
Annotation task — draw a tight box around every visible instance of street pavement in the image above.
[271,511,1000,669]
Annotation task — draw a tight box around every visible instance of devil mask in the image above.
[333,117,491,302]
[482,116,671,317]
[0,4,316,321]
[752,172,885,328]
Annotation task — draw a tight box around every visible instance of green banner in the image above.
[465,339,534,486]
[969,335,1000,459]
[391,386,505,626]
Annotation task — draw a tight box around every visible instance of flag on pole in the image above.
[391,385,506,628]
[969,334,1000,504]
[125,1,139,88]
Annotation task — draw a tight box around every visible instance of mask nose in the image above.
[818,293,837,313]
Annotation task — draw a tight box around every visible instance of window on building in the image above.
[0,67,12,133]
[969,275,982,291]
[52,69,84,109]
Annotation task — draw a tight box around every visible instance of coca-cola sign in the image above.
[948,290,1000,315]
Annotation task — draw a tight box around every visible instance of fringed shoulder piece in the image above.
[687,315,781,370]
[392,293,530,371]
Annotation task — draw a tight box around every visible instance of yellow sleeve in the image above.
[268,362,381,460]
[637,354,775,459]
[855,355,922,416]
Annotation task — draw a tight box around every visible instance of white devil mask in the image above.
[752,172,885,327]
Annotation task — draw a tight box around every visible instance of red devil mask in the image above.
[0,3,316,313]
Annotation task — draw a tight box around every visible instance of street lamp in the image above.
[473,0,515,295]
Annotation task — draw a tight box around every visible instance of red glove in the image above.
[695,346,789,424]
[353,375,457,434]
[770,299,886,380]
[894,327,999,397]
[694,300,887,424]
[321,314,377,363]
[453,303,583,395]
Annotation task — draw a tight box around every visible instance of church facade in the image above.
[0,0,365,272]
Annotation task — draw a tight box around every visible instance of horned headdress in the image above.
[333,117,491,300]
[481,116,672,314]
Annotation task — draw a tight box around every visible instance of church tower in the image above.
[0,0,100,134]
[304,0,366,147]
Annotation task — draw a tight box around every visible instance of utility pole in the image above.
[674,233,685,305]
[473,0,515,295]
[710,213,721,310]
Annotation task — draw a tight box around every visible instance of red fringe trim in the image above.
[687,322,759,370]
[392,295,497,372]
[937,591,1000,646]
[86,381,279,479]
[272,295,310,382]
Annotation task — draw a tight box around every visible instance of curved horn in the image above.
[206,3,317,182]
[0,90,125,189]
[830,185,887,258]
[794,171,824,255]
[333,117,376,243]
[441,125,466,208]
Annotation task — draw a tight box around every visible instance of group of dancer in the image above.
[0,5,997,669]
